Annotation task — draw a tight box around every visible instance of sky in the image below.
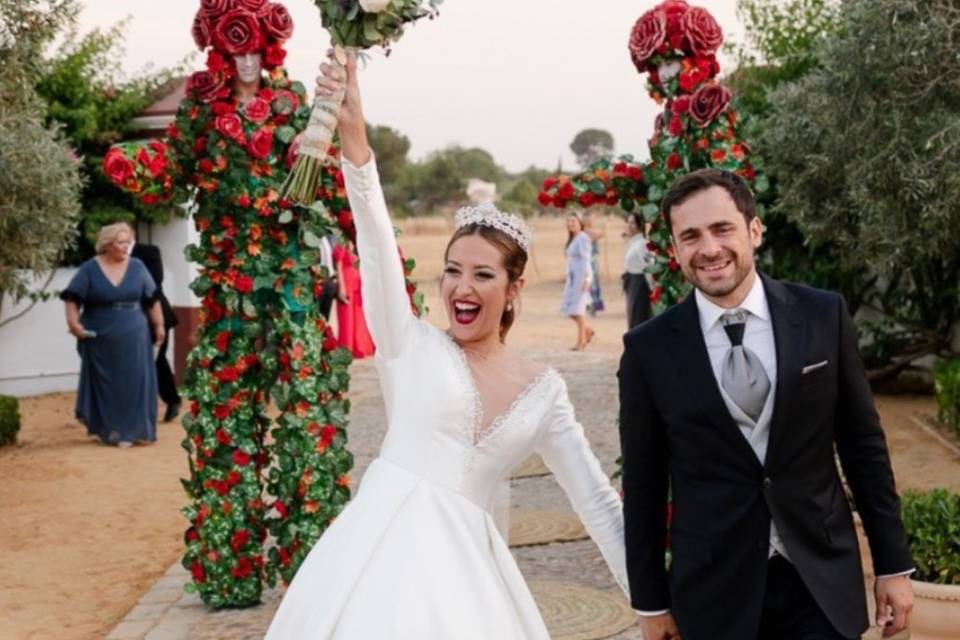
[77,1,745,173]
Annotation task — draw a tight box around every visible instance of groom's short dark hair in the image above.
[661,169,756,234]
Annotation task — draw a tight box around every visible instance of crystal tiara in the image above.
[454,204,532,252]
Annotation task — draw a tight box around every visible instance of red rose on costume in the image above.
[215,427,232,445]
[212,10,262,55]
[689,83,732,127]
[667,152,683,171]
[235,274,254,293]
[187,70,228,104]
[263,44,287,68]
[236,0,269,14]
[232,449,252,466]
[263,3,294,40]
[537,192,552,206]
[102,148,134,186]
[216,366,240,383]
[206,50,227,74]
[216,113,245,142]
[200,0,233,19]
[629,9,667,70]
[215,330,231,352]
[711,148,727,162]
[668,112,684,137]
[198,158,214,174]
[673,96,691,113]
[681,7,722,57]
[230,529,251,553]
[226,470,242,486]
[230,557,254,579]
[650,286,664,304]
[579,191,597,207]
[192,12,211,49]
[242,97,270,123]
[212,101,234,116]
[190,560,206,583]
[627,165,643,181]
[213,404,231,420]
[272,90,299,115]
[247,128,274,160]
[558,181,575,200]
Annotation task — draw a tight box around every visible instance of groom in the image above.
[617,169,915,640]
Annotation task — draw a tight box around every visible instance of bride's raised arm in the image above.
[317,55,416,359]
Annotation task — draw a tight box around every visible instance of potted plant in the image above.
[901,488,960,640]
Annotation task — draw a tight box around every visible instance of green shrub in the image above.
[934,359,960,437]
[0,395,21,447]
[901,488,960,585]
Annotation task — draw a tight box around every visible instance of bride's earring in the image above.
[506,302,514,312]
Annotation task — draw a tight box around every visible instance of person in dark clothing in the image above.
[130,233,182,422]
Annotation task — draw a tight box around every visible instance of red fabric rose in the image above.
[667,152,683,171]
[263,43,287,68]
[537,192,552,206]
[233,449,252,466]
[102,148,134,187]
[263,3,294,40]
[200,0,234,19]
[681,7,723,58]
[192,12,212,49]
[579,191,597,207]
[668,112,684,137]
[187,70,228,104]
[198,158,214,174]
[215,428,232,445]
[213,404,231,420]
[230,557,254,579]
[689,83,732,127]
[242,97,271,123]
[226,470,242,486]
[673,96,691,113]
[230,529,251,553]
[542,177,558,190]
[558,181,575,200]
[235,274,254,293]
[629,9,667,70]
[212,10,263,55]
[216,366,240,383]
[215,330,231,352]
[206,50,228,74]
[627,165,643,181]
[215,113,246,142]
[190,560,206,583]
[236,0,268,14]
[247,128,274,160]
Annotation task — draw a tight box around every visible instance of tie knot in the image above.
[720,310,747,346]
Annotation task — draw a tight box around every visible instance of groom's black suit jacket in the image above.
[618,274,913,640]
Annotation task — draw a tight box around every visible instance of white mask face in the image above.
[234,53,262,83]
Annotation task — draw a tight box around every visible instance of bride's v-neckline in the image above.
[440,331,554,447]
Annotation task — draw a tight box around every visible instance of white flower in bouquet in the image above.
[658,61,682,83]
[359,0,391,13]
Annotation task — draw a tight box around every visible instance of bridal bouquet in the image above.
[282,0,442,203]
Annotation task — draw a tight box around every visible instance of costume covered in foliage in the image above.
[104,0,422,608]
[539,0,766,312]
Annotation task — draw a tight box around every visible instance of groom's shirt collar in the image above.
[694,270,769,332]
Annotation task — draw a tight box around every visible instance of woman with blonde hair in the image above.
[61,222,165,447]
[560,210,595,350]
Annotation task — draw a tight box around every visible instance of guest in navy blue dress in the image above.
[61,223,165,447]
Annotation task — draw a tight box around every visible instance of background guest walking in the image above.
[622,212,653,329]
[560,211,595,350]
[582,210,606,315]
[334,239,375,358]
[60,222,165,447]
[129,229,181,422]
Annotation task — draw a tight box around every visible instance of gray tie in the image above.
[720,310,771,423]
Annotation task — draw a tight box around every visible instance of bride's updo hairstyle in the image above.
[444,204,532,341]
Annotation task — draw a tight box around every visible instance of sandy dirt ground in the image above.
[0,215,956,640]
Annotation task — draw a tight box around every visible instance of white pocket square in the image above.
[801,360,829,375]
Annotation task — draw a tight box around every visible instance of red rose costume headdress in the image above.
[188,0,295,103]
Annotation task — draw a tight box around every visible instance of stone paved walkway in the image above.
[107,346,920,640]
[107,348,641,640]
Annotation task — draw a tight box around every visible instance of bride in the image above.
[266,55,628,639]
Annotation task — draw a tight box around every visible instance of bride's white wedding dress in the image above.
[265,156,628,640]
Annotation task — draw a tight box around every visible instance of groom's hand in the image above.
[874,574,913,637]
[638,612,681,640]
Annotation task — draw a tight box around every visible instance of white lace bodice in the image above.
[343,155,629,595]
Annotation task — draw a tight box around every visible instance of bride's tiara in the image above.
[454,204,532,252]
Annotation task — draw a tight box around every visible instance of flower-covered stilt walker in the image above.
[104,0,423,608]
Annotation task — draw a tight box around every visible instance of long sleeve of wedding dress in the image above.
[341,155,414,360]
[536,378,630,597]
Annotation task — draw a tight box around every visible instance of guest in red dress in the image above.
[334,240,376,358]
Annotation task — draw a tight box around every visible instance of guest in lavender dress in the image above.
[560,211,595,350]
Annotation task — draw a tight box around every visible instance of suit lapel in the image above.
[762,274,805,472]
[670,295,762,468]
